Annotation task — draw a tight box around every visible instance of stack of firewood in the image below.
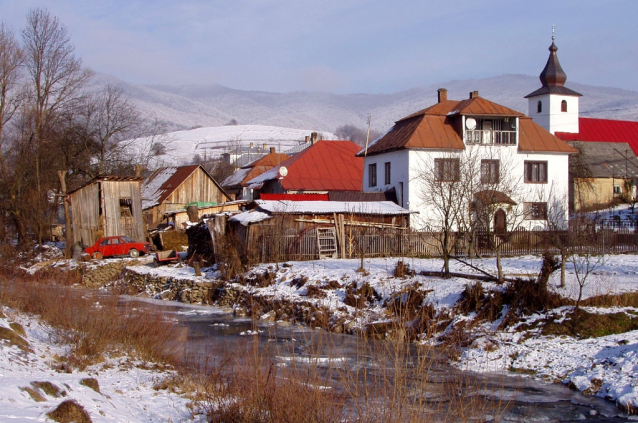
[185,222,214,264]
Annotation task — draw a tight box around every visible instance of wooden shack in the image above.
[69,176,145,246]
[141,165,231,227]
[229,200,414,261]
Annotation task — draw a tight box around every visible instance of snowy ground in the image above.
[0,307,205,422]
[129,253,638,411]
[19,251,638,412]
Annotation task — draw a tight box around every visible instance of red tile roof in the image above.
[555,118,638,155]
[249,141,363,192]
[364,95,576,156]
[240,152,290,186]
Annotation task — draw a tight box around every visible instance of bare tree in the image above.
[21,8,93,245]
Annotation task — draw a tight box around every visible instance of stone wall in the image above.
[120,268,215,304]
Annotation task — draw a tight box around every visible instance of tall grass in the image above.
[0,278,183,369]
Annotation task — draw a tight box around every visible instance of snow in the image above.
[141,166,182,209]
[120,253,638,410]
[0,307,205,422]
[229,210,272,225]
[253,200,414,215]
[129,125,336,168]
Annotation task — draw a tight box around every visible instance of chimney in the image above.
[469,91,479,99]
[134,165,143,178]
[311,132,318,144]
[437,88,447,103]
[269,147,276,153]
[262,143,267,150]
[249,142,254,148]
[305,136,310,143]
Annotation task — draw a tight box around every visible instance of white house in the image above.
[360,88,576,231]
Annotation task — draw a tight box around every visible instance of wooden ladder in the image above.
[316,227,338,259]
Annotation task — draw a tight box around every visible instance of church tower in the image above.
[525,32,582,134]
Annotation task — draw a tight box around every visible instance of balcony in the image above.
[465,130,516,145]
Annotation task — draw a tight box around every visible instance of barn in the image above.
[68,176,145,246]
[142,165,231,227]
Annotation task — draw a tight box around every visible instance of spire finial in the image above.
[552,24,555,41]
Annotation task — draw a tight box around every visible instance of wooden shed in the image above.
[69,176,145,246]
[141,165,231,227]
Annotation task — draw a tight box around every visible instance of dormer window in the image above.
[465,117,517,145]
[561,100,567,112]
[537,101,542,113]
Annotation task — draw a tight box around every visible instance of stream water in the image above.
[123,297,632,422]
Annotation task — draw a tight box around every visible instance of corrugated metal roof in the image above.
[246,141,363,192]
[363,95,575,156]
[567,141,638,178]
[556,118,638,156]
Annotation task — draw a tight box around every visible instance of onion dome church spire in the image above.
[525,27,581,134]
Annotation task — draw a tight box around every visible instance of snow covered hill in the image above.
[87,72,638,134]
[134,124,337,168]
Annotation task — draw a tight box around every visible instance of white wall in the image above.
[528,94,579,134]
[362,149,410,208]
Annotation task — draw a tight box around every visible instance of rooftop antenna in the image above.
[363,114,372,158]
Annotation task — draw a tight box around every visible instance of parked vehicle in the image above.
[85,236,153,259]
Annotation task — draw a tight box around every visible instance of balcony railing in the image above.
[465,130,516,145]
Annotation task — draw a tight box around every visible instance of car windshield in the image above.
[121,236,133,243]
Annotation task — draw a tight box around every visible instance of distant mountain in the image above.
[87,73,638,134]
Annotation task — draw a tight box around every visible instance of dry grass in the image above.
[46,399,92,423]
[80,378,100,393]
[0,278,183,370]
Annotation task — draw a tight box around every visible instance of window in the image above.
[434,158,460,182]
[524,161,547,183]
[120,198,133,217]
[369,163,377,187]
[384,162,391,185]
[614,185,622,194]
[561,100,567,112]
[537,101,542,113]
[524,202,548,220]
[481,160,499,184]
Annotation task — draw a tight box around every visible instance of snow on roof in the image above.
[141,166,183,209]
[229,210,272,226]
[222,167,251,187]
[254,200,414,215]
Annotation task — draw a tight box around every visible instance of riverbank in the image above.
[19,249,638,414]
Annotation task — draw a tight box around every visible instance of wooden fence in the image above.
[258,226,638,262]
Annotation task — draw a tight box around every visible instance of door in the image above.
[494,209,506,235]
[482,120,492,144]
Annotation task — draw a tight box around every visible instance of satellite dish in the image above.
[278,166,288,177]
[465,118,477,130]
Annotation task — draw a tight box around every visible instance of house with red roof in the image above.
[360,86,576,230]
[245,140,363,198]
[221,147,290,199]
[526,36,638,211]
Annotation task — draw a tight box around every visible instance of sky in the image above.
[1,0,637,94]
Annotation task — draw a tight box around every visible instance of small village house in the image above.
[567,141,638,211]
[68,176,145,246]
[221,147,290,200]
[245,140,364,198]
[142,165,231,227]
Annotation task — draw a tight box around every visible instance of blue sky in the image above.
[1,0,637,94]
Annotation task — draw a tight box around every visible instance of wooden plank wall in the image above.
[102,180,145,241]
[70,182,100,246]
[165,168,227,209]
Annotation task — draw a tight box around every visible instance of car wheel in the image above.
[129,248,139,258]
[92,252,103,260]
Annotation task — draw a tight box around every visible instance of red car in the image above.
[85,236,153,260]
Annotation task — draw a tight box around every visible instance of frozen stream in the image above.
[124,297,631,422]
